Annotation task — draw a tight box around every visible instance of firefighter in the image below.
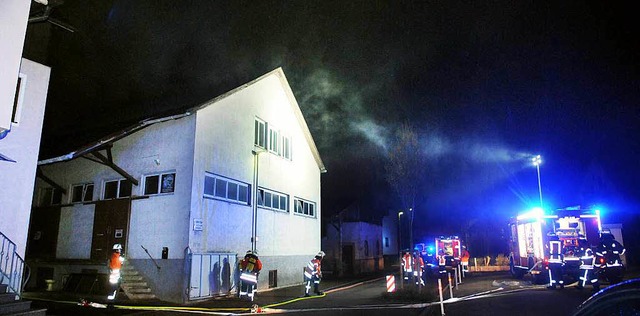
[238,250,262,301]
[401,250,414,283]
[460,246,470,273]
[576,237,599,291]
[437,249,447,276]
[107,243,125,300]
[304,251,324,297]
[547,233,564,289]
[412,250,425,286]
[596,229,626,284]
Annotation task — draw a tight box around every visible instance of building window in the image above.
[254,118,267,148]
[12,73,26,125]
[268,126,280,155]
[364,240,369,256]
[39,187,62,206]
[384,237,389,248]
[143,172,175,195]
[293,198,316,217]
[282,134,291,160]
[103,179,133,199]
[258,187,289,212]
[204,173,249,205]
[71,183,94,203]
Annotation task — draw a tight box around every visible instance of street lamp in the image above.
[532,155,543,208]
[251,147,266,253]
[397,211,404,288]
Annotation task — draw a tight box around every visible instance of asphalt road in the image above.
[26,269,639,315]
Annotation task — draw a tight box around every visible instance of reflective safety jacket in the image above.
[239,254,263,274]
[596,239,626,268]
[548,240,563,264]
[109,252,124,270]
[413,255,424,274]
[402,253,413,272]
[579,247,596,270]
[304,258,322,279]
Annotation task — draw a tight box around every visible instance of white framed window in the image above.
[39,187,62,207]
[254,118,267,148]
[71,183,94,203]
[204,173,250,205]
[257,187,289,212]
[12,73,26,125]
[268,125,280,155]
[282,134,291,160]
[293,198,316,217]
[103,179,133,199]
[143,172,175,196]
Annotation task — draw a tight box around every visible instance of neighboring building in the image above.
[29,68,326,303]
[381,209,400,265]
[0,57,51,295]
[323,221,383,276]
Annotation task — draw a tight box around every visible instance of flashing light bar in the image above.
[517,207,544,221]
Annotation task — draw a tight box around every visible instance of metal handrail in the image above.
[140,245,161,270]
[0,231,26,297]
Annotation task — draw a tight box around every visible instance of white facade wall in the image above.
[0,59,50,256]
[190,71,322,287]
[37,117,195,260]
[0,0,30,132]
[381,212,399,256]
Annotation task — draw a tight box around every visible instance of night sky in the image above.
[24,1,640,254]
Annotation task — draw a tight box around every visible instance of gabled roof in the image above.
[38,68,326,173]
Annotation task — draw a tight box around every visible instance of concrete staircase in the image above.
[0,284,46,316]
[120,264,156,300]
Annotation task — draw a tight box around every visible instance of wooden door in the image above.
[91,199,130,261]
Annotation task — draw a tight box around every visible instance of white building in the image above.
[30,68,325,303]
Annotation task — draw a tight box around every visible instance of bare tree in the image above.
[385,122,425,248]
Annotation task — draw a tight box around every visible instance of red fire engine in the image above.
[435,236,462,268]
[508,206,601,284]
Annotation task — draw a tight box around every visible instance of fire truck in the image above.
[508,206,601,284]
[435,236,462,268]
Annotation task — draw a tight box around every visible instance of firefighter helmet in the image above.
[316,251,325,258]
[112,243,122,250]
[246,250,253,255]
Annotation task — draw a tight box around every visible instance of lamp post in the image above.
[251,147,266,253]
[398,211,404,288]
[532,155,543,208]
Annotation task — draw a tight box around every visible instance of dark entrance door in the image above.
[26,206,61,259]
[91,199,130,261]
[342,244,354,275]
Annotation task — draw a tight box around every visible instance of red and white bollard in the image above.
[386,275,396,292]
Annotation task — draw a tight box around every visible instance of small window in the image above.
[254,118,267,148]
[204,173,250,205]
[282,135,291,160]
[12,74,26,125]
[103,179,133,199]
[143,172,175,196]
[269,127,280,154]
[257,188,289,212]
[39,187,62,206]
[71,183,94,203]
[385,237,389,248]
[293,198,316,217]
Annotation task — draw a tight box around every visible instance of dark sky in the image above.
[24,1,640,239]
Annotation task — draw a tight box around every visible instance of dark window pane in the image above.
[239,185,248,203]
[280,196,288,211]
[265,192,272,208]
[228,182,238,200]
[52,189,62,204]
[161,173,175,193]
[273,194,280,209]
[215,179,227,198]
[309,204,314,216]
[119,180,132,197]
[104,181,118,199]
[72,185,83,202]
[85,184,94,201]
[204,176,215,196]
[144,175,160,195]
[257,188,265,206]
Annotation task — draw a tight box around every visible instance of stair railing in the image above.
[0,231,26,297]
